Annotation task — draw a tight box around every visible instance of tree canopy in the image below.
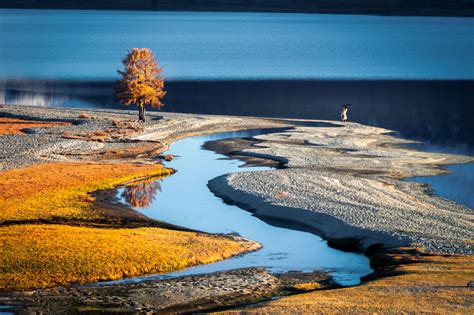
[115,48,166,121]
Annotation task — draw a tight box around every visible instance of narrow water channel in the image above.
[116,129,372,286]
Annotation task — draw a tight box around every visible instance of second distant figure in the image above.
[341,104,351,123]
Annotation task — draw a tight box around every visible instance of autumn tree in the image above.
[115,48,166,122]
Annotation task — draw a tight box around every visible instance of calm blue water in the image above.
[0,9,473,80]
[409,163,474,210]
[115,129,372,286]
[404,142,474,210]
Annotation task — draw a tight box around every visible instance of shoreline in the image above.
[3,79,473,151]
[0,105,308,312]
[0,105,472,313]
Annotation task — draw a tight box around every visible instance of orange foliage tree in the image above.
[115,48,166,122]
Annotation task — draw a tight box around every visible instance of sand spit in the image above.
[208,122,473,255]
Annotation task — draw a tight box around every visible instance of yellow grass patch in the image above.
[292,282,323,291]
[0,161,259,291]
[0,117,71,135]
[1,224,256,291]
[0,162,174,223]
[223,253,474,314]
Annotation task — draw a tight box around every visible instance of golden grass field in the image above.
[0,162,256,290]
[0,162,174,223]
[221,251,474,314]
[1,224,255,291]
[0,117,71,135]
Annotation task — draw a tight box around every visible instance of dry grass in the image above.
[0,162,174,223]
[0,161,259,291]
[221,252,474,314]
[292,282,323,291]
[61,133,108,142]
[1,224,256,291]
[0,117,71,135]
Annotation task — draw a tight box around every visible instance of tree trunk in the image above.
[139,105,146,122]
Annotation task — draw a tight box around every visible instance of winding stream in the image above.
[115,129,372,286]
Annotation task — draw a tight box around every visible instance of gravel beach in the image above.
[0,105,287,170]
[209,123,473,255]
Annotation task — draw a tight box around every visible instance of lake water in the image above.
[1,10,473,144]
[1,10,472,146]
[1,9,473,80]
[409,163,474,210]
[114,129,372,286]
[404,142,474,209]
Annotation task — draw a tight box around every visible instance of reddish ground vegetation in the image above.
[0,117,71,135]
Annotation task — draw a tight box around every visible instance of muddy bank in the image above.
[0,268,338,313]
[223,248,474,314]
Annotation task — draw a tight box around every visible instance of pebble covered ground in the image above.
[0,105,286,170]
[1,268,283,313]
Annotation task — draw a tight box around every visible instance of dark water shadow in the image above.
[3,79,473,149]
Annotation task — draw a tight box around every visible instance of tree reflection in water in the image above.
[121,178,162,209]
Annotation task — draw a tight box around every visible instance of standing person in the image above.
[341,104,351,123]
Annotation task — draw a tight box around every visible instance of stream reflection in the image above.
[121,177,163,209]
